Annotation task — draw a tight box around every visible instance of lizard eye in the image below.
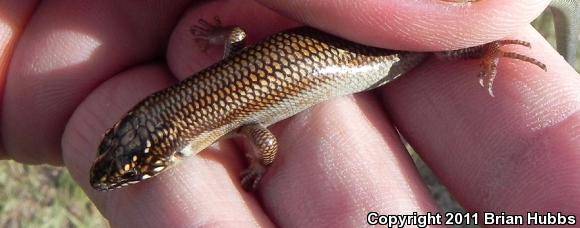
[122,170,139,180]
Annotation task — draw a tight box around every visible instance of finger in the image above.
[382,26,580,213]
[0,0,38,159]
[260,95,441,226]
[167,0,298,79]
[62,64,274,226]
[256,0,551,50]
[2,1,192,165]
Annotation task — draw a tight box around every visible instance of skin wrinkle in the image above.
[150,177,189,225]
[518,71,580,128]
[490,136,579,211]
[187,160,271,225]
[29,30,102,74]
[521,84,580,131]
[328,96,433,208]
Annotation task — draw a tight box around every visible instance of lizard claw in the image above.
[240,163,265,192]
[190,16,225,52]
[477,40,547,96]
[437,39,547,96]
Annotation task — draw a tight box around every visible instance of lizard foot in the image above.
[476,40,547,96]
[437,40,547,97]
[240,160,266,192]
[238,123,277,192]
[190,16,247,58]
[190,16,227,52]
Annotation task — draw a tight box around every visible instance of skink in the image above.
[90,1,552,192]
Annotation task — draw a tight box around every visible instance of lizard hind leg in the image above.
[237,123,278,192]
[436,40,547,97]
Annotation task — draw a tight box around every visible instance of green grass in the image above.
[0,160,107,227]
[0,8,576,228]
[533,10,580,71]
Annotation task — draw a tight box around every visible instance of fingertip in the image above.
[257,0,550,50]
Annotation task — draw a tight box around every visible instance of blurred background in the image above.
[0,8,577,228]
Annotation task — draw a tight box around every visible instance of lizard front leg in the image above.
[190,16,247,58]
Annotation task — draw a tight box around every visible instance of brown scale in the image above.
[90,22,546,191]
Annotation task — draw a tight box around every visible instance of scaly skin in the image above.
[89,25,545,191]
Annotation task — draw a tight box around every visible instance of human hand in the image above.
[1,0,578,226]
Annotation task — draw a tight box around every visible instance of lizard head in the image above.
[90,111,175,191]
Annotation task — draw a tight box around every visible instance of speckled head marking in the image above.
[90,110,177,191]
